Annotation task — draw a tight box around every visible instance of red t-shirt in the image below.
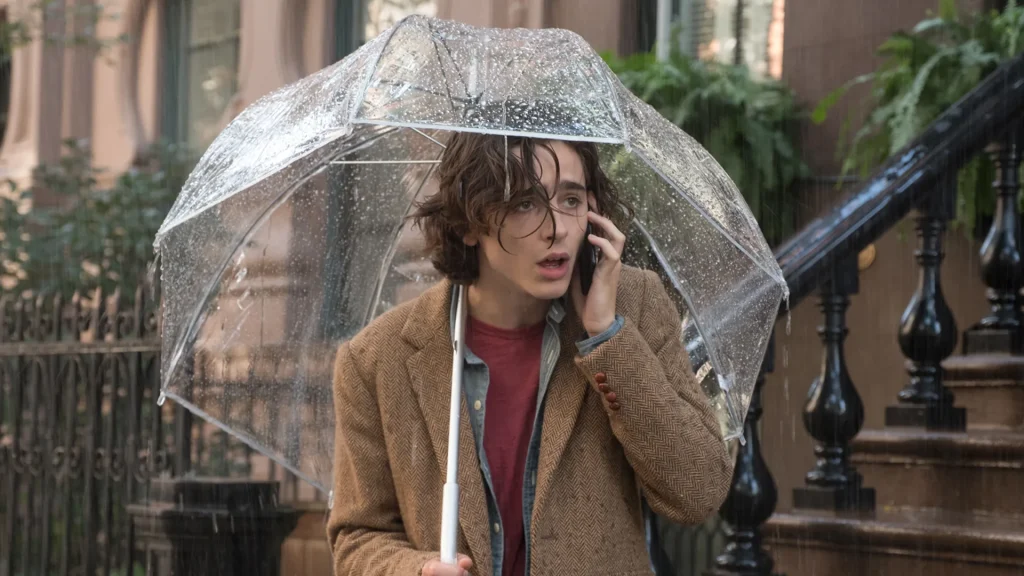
[466,315,545,576]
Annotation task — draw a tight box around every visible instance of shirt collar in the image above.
[448,285,567,340]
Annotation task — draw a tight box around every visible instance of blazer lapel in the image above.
[404,284,493,575]
[532,309,589,524]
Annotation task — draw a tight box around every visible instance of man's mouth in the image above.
[539,255,569,268]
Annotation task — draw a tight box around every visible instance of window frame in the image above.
[334,0,366,61]
[161,0,242,153]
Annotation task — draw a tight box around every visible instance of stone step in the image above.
[765,507,1024,576]
[943,354,1024,430]
[851,428,1024,515]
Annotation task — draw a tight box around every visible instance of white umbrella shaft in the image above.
[440,284,468,564]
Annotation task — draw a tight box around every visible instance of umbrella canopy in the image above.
[154,15,787,493]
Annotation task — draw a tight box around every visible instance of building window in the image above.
[335,0,436,61]
[0,10,11,145]
[163,0,241,154]
[637,0,784,79]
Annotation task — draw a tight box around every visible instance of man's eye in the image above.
[517,200,534,211]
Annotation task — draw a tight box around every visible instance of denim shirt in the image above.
[448,293,624,575]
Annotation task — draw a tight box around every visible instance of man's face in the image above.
[467,140,593,301]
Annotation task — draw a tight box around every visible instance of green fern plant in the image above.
[814,0,1024,236]
[603,41,810,246]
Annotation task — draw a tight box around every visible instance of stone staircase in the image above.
[765,353,1024,575]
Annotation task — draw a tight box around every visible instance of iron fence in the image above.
[0,283,721,576]
[0,286,313,576]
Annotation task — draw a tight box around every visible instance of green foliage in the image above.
[814,0,1024,236]
[0,139,189,297]
[603,42,810,246]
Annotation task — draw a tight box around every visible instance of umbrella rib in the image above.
[160,127,401,396]
[630,217,746,435]
[428,18,463,119]
[629,218,687,304]
[411,127,447,149]
[157,126,400,243]
[349,15,408,126]
[598,60,628,143]
[162,389,328,493]
[362,150,444,327]
[350,119,623,144]
[328,160,441,164]
[631,147,787,292]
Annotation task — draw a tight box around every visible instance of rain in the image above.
[0,1,1021,575]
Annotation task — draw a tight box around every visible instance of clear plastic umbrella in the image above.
[154,14,787,522]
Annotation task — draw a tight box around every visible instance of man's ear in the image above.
[587,191,599,214]
[462,233,479,247]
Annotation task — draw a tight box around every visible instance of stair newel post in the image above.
[793,255,875,512]
[964,124,1024,355]
[706,334,778,576]
[886,173,966,430]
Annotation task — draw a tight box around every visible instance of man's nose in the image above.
[545,209,572,241]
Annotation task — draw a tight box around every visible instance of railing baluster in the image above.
[173,354,195,475]
[149,338,163,490]
[706,335,777,576]
[20,299,38,576]
[82,289,102,576]
[886,174,965,430]
[793,256,875,511]
[123,287,144,576]
[963,124,1024,354]
[99,291,120,576]
[59,292,82,576]
[0,297,6,576]
[4,298,25,576]
[41,295,62,575]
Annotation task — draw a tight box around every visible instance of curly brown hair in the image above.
[408,131,634,285]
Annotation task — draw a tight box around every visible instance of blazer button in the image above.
[594,372,607,384]
[597,383,611,394]
[609,401,621,411]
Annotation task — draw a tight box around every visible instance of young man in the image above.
[327,132,732,576]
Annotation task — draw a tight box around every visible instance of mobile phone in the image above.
[577,222,598,296]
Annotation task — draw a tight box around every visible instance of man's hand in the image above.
[421,554,473,576]
[571,210,625,336]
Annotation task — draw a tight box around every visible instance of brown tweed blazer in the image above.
[327,266,733,576]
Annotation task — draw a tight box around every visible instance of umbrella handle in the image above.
[440,284,468,564]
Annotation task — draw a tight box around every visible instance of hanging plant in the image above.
[814,0,1024,237]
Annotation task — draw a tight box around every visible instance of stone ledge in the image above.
[766,508,1024,574]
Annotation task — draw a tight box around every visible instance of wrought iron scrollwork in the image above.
[94,448,109,479]
[0,279,192,575]
[68,445,83,480]
[26,445,44,476]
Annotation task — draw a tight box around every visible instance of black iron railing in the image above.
[702,41,1024,576]
[0,286,315,576]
